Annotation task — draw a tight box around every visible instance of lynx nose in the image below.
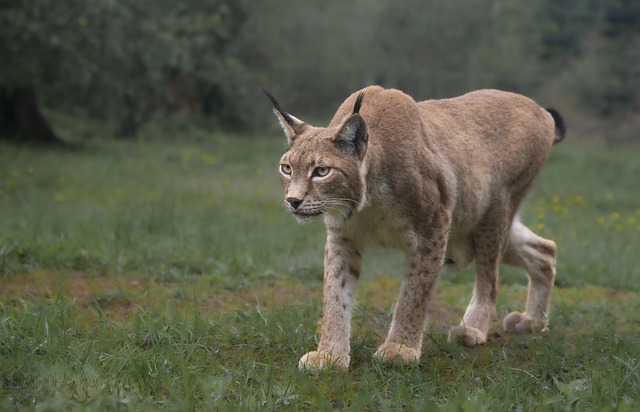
[286,197,302,210]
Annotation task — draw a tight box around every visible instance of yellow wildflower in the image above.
[201,154,216,165]
[181,148,196,164]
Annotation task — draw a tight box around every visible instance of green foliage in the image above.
[2,0,640,138]
[0,0,250,132]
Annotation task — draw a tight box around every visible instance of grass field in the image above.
[1,130,639,411]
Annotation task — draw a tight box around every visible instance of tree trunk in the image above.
[117,92,141,139]
[0,86,63,144]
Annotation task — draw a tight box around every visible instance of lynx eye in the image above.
[280,164,292,175]
[313,166,331,177]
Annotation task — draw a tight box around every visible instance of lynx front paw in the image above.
[503,312,548,334]
[298,351,349,372]
[373,342,420,365]
[448,325,487,347]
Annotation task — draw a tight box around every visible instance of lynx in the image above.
[265,85,565,371]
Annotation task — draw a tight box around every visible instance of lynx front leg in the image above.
[448,252,499,346]
[449,215,509,347]
[299,234,361,371]
[374,225,449,365]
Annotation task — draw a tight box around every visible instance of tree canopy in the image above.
[1,0,638,142]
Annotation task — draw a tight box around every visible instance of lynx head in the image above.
[265,90,368,224]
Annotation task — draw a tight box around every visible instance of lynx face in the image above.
[278,132,365,224]
[267,91,368,224]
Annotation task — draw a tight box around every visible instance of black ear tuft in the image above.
[353,91,365,114]
[264,89,306,143]
[263,89,280,109]
[264,89,293,124]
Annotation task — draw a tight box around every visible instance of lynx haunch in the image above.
[266,85,565,371]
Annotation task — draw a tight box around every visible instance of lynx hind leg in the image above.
[502,220,556,334]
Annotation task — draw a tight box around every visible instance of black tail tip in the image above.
[546,108,566,143]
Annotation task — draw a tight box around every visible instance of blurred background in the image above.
[1,0,639,145]
[1,4,639,407]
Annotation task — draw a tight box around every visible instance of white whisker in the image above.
[326,197,361,205]
[324,204,350,219]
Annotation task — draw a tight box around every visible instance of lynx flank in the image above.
[265,86,565,371]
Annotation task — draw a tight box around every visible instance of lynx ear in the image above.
[264,89,306,145]
[334,92,367,158]
[334,114,367,158]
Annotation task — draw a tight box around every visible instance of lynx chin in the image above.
[265,86,565,371]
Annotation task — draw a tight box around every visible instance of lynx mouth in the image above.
[293,211,323,218]
[292,210,323,224]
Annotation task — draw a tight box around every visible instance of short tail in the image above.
[546,108,566,144]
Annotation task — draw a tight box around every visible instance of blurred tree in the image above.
[1,0,638,142]
[244,0,381,119]
[564,0,640,119]
[536,0,598,63]
[597,0,640,116]
[0,0,248,141]
[0,0,72,143]
[0,87,61,144]
[369,0,480,98]
[466,0,542,93]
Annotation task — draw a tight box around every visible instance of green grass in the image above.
[0,134,325,286]
[1,132,639,410]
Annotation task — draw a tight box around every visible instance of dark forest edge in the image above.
[1,0,639,144]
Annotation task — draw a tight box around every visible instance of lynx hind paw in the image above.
[298,351,349,372]
[448,325,487,347]
[373,342,420,365]
[503,312,548,334]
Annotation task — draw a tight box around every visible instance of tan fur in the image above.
[268,85,562,371]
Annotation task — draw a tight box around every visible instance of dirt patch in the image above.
[1,271,638,335]
[0,271,321,321]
